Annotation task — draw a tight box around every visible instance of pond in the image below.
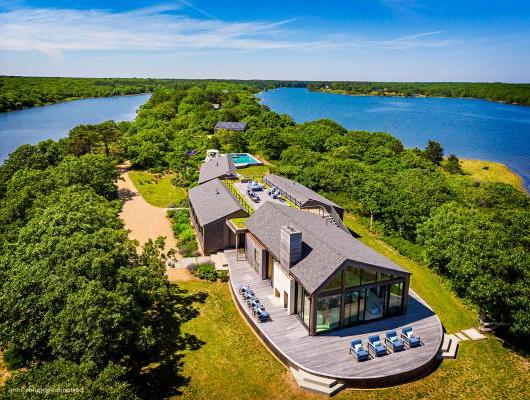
[0,93,150,163]
[258,88,530,191]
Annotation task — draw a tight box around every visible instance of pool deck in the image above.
[229,153,263,168]
[227,249,444,388]
[233,181,288,210]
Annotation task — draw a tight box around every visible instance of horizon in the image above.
[1,1,530,82]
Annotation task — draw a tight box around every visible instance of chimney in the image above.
[280,225,302,268]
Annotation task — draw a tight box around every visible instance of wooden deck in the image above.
[227,250,444,388]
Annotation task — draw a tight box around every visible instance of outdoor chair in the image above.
[238,285,251,295]
[401,327,421,348]
[368,335,387,357]
[385,330,405,352]
[256,309,270,322]
[349,339,369,362]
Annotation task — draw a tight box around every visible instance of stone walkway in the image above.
[450,328,487,342]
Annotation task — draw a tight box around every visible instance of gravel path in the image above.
[117,164,178,254]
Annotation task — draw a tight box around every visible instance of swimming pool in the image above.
[229,153,263,167]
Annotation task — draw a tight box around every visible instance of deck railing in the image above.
[222,179,255,216]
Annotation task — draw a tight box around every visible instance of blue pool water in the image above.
[258,88,530,191]
[0,94,150,163]
[229,153,262,166]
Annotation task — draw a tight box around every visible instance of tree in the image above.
[444,154,462,174]
[423,140,444,164]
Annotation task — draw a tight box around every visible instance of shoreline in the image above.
[312,88,526,107]
[0,92,151,114]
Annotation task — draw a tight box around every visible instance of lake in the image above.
[0,93,150,163]
[258,88,530,191]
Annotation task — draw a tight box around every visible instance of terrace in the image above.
[227,250,443,388]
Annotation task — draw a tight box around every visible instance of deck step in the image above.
[290,367,344,396]
[441,333,451,352]
[438,334,459,359]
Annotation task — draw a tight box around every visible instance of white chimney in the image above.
[280,225,302,268]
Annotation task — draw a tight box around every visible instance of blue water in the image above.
[0,94,150,163]
[258,88,530,191]
[229,153,261,166]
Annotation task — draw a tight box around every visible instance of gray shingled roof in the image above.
[189,179,245,226]
[198,155,236,184]
[263,174,342,210]
[245,202,408,294]
[214,121,248,131]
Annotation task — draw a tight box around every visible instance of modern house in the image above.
[188,154,443,390]
[189,178,248,254]
[198,154,237,185]
[214,121,248,133]
[244,202,410,335]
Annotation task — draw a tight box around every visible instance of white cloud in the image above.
[0,4,451,58]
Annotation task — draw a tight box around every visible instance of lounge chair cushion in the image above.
[389,336,398,343]
[354,343,363,352]
[373,341,381,347]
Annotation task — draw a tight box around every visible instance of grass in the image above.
[459,159,525,190]
[128,171,187,208]
[176,280,530,400]
[343,213,475,333]
[0,353,10,387]
[230,217,247,228]
[238,165,271,180]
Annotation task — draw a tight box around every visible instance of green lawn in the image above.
[343,213,476,333]
[176,281,530,400]
[128,171,187,208]
[238,165,271,180]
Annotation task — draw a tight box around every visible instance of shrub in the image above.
[194,263,217,281]
[217,270,229,282]
[3,348,26,370]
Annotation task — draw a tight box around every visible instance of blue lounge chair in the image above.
[256,309,270,322]
[401,327,421,348]
[385,330,405,352]
[349,339,369,362]
[368,335,387,357]
[238,285,251,295]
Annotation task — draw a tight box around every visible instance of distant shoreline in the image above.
[312,88,526,107]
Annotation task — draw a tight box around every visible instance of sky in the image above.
[1,0,530,81]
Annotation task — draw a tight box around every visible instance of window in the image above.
[253,248,259,264]
[344,266,362,288]
[297,283,311,329]
[321,270,342,293]
[343,291,361,326]
[377,272,394,282]
[316,294,341,333]
[365,286,386,320]
[387,282,404,315]
[361,269,377,285]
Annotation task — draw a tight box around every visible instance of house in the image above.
[214,121,248,133]
[189,156,410,334]
[189,178,248,254]
[198,154,237,185]
[243,202,410,335]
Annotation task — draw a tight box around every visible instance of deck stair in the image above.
[290,367,344,396]
[438,333,459,359]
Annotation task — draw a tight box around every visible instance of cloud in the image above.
[0,4,451,58]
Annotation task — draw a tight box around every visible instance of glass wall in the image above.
[316,294,341,333]
[312,265,407,334]
[296,283,311,328]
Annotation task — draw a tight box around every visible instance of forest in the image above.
[308,81,530,106]
[0,76,307,112]
[0,82,528,398]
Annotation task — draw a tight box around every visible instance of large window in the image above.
[296,283,311,328]
[361,269,377,285]
[321,270,342,293]
[344,266,361,287]
[316,294,341,333]
[365,286,386,320]
[387,282,403,315]
[343,291,362,325]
